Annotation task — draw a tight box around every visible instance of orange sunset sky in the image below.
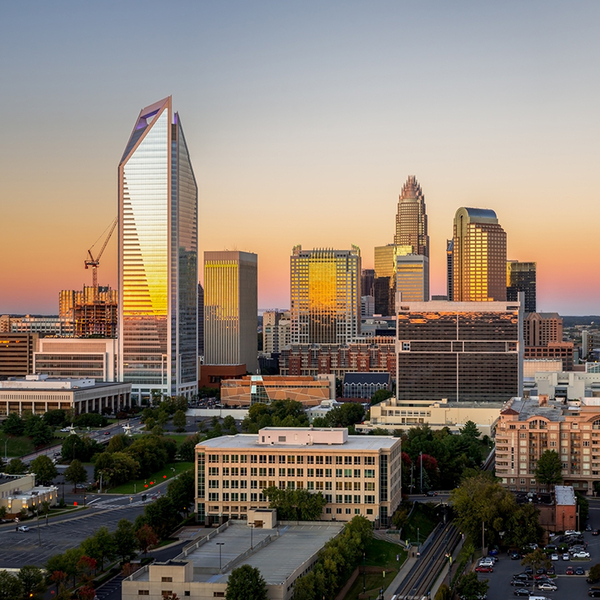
[1,2,599,315]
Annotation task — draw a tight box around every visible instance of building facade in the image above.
[374,244,412,316]
[507,261,536,313]
[524,312,563,346]
[34,337,118,381]
[204,251,258,373]
[495,395,600,496]
[195,427,402,527]
[118,97,198,402]
[452,207,507,302]
[396,300,523,402]
[0,333,38,380]
[280,338,397,379]
[396,254,429,302]
[59,285,118,337]
[290,246,361,345]
[342,372,391,399]
[262,310,291,355]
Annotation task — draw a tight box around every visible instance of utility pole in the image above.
[420,451,423,493]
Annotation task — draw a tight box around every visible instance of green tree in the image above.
[456,572,489,600]
[5,457,28,474]
[107,433,133,453]
[31,420,53,447]
[534,450,563,485]
[172,410,187,432]
[31,454,58,485]
[435,583,452,600]
[521,548,551,572]
[324,403,365,427]
[81,526,115,571]
[135,524,158,554]
[43,409,68,428]
[64,459,87,489]
[507,502,543,547]
[588,563,600,583]
[370,389,393,405]
[94,451,139,488]
[264,487,327,521]
[460,420,481,439]
[141,496,179,539]
[2,412,25,435]
[179,433,201,462]
[167,469,195,514]
[0,570,24,600]
[18,565,46,599]
[576,491,589,525]
[223,415,237,434]
[226,564,268,600]
[114,519,138,563]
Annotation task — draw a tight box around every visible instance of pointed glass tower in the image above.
[118,97,198,402]
[394,175,429,257]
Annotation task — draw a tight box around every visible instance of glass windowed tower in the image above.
[118,97,198,402]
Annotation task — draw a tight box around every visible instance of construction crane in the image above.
[85,217,117,294]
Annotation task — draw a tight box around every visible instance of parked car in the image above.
[475,565,493,573]
[551,553,559,561]
[524,567,534,574]
[514,590,531,597]
[586,525,593,531]
[538,583,558,592]
[576,567,586,575]
[566,530,581,536]
[103,430,111,435]
[593,530,600,536]
[425,490,437,497]
[511,551,522,560]
[17,526,30,532]
[566,566,575,575]
[563,553,571,561]
[547,566,555,575]
[589,587,600,597]
[573,551,591,559]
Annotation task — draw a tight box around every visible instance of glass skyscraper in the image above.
[290,245,361,345]
[118,97,198,402]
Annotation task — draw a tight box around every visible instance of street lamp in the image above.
[363,551,366,593]
[217,542,225,571]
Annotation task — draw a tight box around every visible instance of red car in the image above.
[566,566,575,575]
[475,565,493,573]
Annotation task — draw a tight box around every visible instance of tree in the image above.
[107,433,132,453]
[17,565,46,599]
[0,570,23,600]
[3,412,25,435]
[64,459,87,489]
[81,526,115,571]
[576,491,589,525]
[31,454,58,485]
[43,409,68,428]
[167,468,195,514]
[142,496,179,539]
[521,548,551,572]
[114,519,138,563]
[223,415,237,434]
[94,451,139,488]
[588,563,600,583]
[460,420,481,439]
[179,433,201,462]
[226,564,267,600]
[5,457,27,474]
[371,389,393,405]
[135,524,159,554]
[435,583,452,600]
[31,420,53,447]
[456,572,489,600]
[173,410,187,432]
[264,487,327,521]
[534,450,563,486]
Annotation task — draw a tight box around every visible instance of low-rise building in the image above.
[342,372,391,399]
[220,374,334,407]
[356,397,502,437]
[0,374,131,416]
[195,427,402,527]
[495,395,600,495]
[0,473,58,515]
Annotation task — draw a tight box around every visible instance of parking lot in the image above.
[478,502,600,600]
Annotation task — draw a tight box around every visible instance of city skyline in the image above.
[1,2,599,315]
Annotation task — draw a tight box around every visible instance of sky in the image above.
[1,1,599,315]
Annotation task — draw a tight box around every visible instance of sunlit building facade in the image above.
[396,254,429,302]
[204,251,258,373]
[374,244,411,315]
[396,300,523,402]
[118,97,198,402]
[290,246,361,345]
[452,207,507,302]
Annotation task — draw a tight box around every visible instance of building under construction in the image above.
[59,285,118,338]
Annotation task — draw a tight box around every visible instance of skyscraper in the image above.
[290,246,361,345]
[507,260,536,313]
[396,254,429,302]
[452,207,507,302]
[118,97,198,402]
[446,239,454,301]
[204,251,258,373]
[374,176,429,313]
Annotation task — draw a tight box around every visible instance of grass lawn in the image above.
[107,462,194,494]
[0,432,35,457]
[164,433,191,445]
[403,502,439,545]
[344,538,405,600]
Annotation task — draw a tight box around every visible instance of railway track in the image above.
[391,522,461,600]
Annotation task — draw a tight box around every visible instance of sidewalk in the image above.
[384,545,418,600]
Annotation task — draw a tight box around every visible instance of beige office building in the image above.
[195,427,402,527]
[204,251,258,373]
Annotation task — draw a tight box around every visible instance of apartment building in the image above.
[195,427,402,528]
[495,395,600,496]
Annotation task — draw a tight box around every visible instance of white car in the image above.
[538,583,558,592]
[563,553,570,560]
[479,558,494,567]
[565,530,581,536]
[550,553,559,561]
[572,551,590,559]
[17,525,30,532]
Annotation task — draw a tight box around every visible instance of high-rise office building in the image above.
[361,268,375,298]
[396,300,523,402]
[446,239,454,301]
[375,176,429,313]
[452,207,507,302]
[396,254,429,302]
[290,246,361,345]
[204,251,258,373]
[198,283,204,357]
[118,97,198,402]
[507,260,536,313]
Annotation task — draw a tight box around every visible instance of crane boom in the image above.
[84,217,118,293]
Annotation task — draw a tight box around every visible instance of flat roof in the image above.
[197,433,399,451]
[133,521,344,585]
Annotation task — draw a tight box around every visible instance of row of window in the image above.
[207,453,376,465]
[206,491,376,504]
[207,480,376,491]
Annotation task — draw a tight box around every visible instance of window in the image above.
[138,592,149,596]
[364,469,375,478]
[279,455,286,464]
[354,456,361,465]
[354,495,361,504]
[345,456,352,465]
[365,495,375,504]
[325,468,331,477]
[208,493,219,501]
[316,456,324,464]
[336,456,343,464]
[287,455,295,464]
[307,468,314,477]
[336,469,342,477]
[316,469,323,477]
[297,455,304,464]
[364,456,375,465]
[336,494,342,503]
[344,469,352,478]
[161,577,173,582]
